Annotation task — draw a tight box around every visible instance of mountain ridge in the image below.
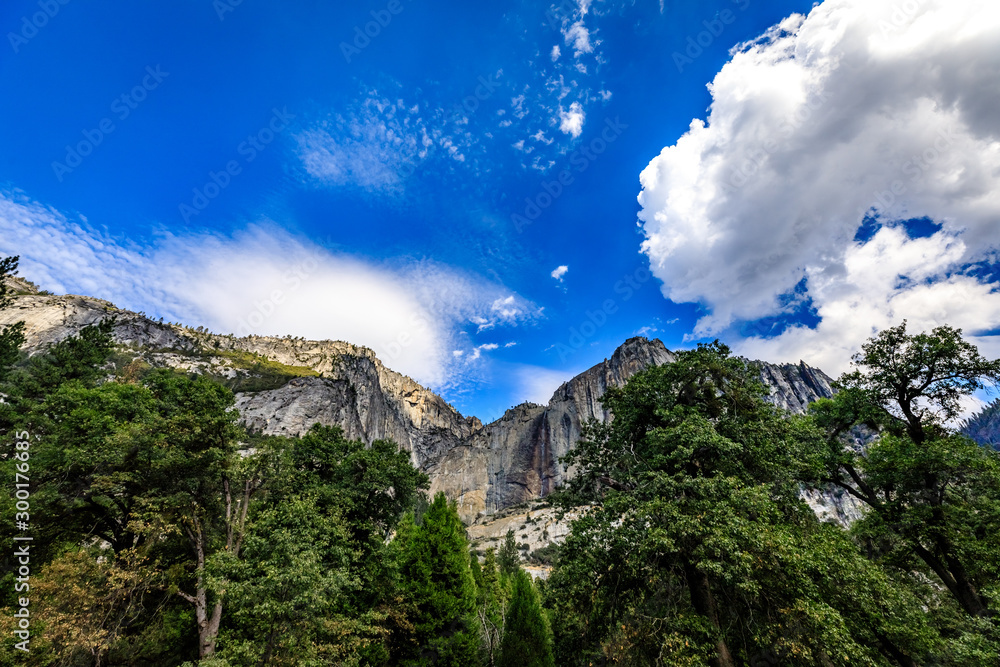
[0,285,840,522]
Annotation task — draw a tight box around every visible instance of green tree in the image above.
[396,491,481,666]
[475,548,508,666]
[0,255,26,380]
[209,495,361,666]
[498,529,520,575]
[215,426,428,665]
[546,342,935,666]
[811,322,1000,619]
[496,569,554,667]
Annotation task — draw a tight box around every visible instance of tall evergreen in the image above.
[496,569,554,667]
[475,548,508,666]
[396,492,480,666]
[498,529,520,575]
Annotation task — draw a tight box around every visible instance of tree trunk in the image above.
[683,558,735,667]
[876,633,918,667]
[912,542,988,617]
[180,479,258,659]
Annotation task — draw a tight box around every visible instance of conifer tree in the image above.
[475,548,508,666]
[396,492,480,666]
[496,569,554,667]
[498,529,520,575]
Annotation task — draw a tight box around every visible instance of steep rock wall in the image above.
[1,291,843,522]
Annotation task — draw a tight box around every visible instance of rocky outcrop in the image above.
[962,399,1000,450]
[0,291,847,523]
[755,360,835,411]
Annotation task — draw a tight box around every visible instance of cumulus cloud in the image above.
[551,265,569,281]
[738,226,1000,376]
[637,0,1000,371]
[558,102,586,137]
[0,191,539,389]
[551,45,561,61]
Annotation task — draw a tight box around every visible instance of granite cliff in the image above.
[0,284,850,523]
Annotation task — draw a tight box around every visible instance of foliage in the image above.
[201,346,320,393]
[527,542,562,566]
[0,255,26,380]
[474,548,509,666]
[4,303,1000,666]
[498,529,520,575]
[208,495,364,666]
[395,492,481,666]
[0,282,439,665]
[811,321,1000,621]
[545,341,937,666]
[496,569,555,667]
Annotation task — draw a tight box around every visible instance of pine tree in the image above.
[496,569,554,667]
[498,529,520,575]
[475,548,508,666]
[396,492,481,666]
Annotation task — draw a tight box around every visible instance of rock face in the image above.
[962,399,1000,450]
[0,290,843,523]
[755,360,835,412]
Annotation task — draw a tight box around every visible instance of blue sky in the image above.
[2,0,999,421]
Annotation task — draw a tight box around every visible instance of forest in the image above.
[2,255,1000,666]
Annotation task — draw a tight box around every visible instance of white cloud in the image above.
[637,0,1000,368]
[453,342,503,362]
[551,45,561,61]
[514,364,582,405]
[296,87,481,194]
[736,226,1000,376]
[558,102,586,138]
[0,191,540,389]
[511,95,528,119]
[563,21,592,57]
[532,130,555,145]
[551,265,569,281]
